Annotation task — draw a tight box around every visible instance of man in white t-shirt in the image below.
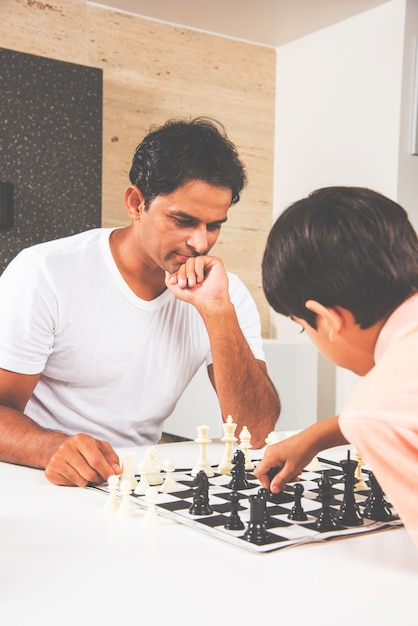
[0,117,280,486]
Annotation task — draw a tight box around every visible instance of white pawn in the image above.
[239,425,254,471]
[142,487,160,526]
[104,474,120,513]
[117,479,136,518]
[134,461,151,495]
[160,459,183,493]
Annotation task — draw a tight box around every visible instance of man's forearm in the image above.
[0,404,68,469]
[203,302,281,448]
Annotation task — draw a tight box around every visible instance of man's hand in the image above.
[44,433,121,487]
[254,433,318,493]
[165,255,229,309]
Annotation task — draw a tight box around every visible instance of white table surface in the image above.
[1,441,417,626]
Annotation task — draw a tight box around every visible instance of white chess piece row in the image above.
[193,416,255,477]
[104,450,184,521]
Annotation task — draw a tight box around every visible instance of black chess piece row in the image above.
[188,450,397,543]
[313,452,396,532]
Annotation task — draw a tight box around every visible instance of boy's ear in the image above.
[305,299,344,341]
[124,185,145,220]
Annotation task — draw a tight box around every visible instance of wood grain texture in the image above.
[0,0,275,334]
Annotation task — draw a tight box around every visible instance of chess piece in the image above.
[104,474,120,513]
[363,473,397,522]
[257,487,275,528]
[227,449,250,490]
[117,479,136,518]
[189,470,213,516]
[217,415,238,475]
[224,491,245,530]
[353,450,368,490]
[119,451,138,490]
[143,446,163,485]
[315,470,338,532]
[264,431,280,446]
[335,451,363,526]
[243,493,269,544]
[288,483,308,521]
[239,426,254,471]
[134,461,151,495]
[191,425,214,477]
[142,487,160,526]
[159,459,183,493]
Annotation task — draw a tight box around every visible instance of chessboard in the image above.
[92,454,403,554]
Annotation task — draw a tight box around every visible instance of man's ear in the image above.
[124,185,145,221]
[305,299,344,341]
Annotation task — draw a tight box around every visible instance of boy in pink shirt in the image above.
[255,187,418,547]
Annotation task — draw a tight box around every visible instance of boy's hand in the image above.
[254,417,347,493]
[254,432,318,493]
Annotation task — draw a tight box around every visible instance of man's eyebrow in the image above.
[172,210,228,225]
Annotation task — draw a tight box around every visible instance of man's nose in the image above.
[187,225,209,253]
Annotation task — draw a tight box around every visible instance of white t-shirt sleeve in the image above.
[0,249,57,374]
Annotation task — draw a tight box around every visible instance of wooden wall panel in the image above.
[0,0,276,335]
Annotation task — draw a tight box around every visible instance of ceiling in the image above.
[88,0,389,47]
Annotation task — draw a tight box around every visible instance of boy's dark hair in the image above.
[129,117,247,209]
[262,187,418,329]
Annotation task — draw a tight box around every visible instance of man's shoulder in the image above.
[19,228,110,262]
[3,229,112,280]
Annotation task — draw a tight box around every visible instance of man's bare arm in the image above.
[0,368,120,486]
[166,256,281,447]
[205,304,280,448]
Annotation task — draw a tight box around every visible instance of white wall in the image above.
[271,0,418,415]
[164,339,318,439]
[164,0,418,437]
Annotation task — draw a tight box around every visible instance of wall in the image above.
[272,0,418,416]
[164,338,318,439]
[0,0,276,335]
[0,48,102,271]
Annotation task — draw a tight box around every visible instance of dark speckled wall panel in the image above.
[0,48,102,272]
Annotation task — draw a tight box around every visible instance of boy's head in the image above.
[129,117,247,210]
[262,187,418,330]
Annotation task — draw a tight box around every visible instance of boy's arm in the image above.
[254,416,348,492]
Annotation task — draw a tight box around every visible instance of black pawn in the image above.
[315,470,338,532]
[336,452,363,526]
[258,487,275,528]
[189,470,213,516]
[363,473,396,522]
[243,493,269,544]
[224,491,245,530]
[288,483,307,521]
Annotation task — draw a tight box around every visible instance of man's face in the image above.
[136,179,232,274]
